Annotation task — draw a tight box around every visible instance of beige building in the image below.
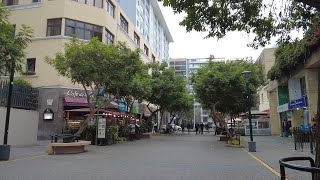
[268,49,320,135]
[1,0,172,139]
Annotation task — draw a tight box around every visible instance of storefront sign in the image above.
[65,90,87,98]
[288,97,308,110]
[97,118,106,139]
[277,103,289,113]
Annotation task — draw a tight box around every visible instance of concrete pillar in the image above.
[305,69,319,123]
[269,89,281,135]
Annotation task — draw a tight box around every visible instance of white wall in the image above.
[0,107,39,146]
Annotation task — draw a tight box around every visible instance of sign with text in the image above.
[97,118,106,139]
[288,97,308,110]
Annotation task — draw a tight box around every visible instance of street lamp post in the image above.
[242,70,256,152]
[0,55,14,160]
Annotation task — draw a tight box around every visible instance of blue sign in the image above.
[118,102,126,112]
[288,97,308,110]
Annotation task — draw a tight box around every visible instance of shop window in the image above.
[258,121,269,129]
[47,18,62,36]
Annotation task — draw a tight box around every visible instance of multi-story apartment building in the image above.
[117,0,173,61]
[168,58,227,126]
[1,0,170,139]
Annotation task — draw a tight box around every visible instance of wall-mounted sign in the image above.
[43,108,54,120]
[288,97,308,110]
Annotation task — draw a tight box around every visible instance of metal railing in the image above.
[279,156,320,180]
[293,126,316,154]
[0,81,38,110]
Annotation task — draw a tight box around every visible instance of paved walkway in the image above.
[242,135,314,180]
[0,133,315,180]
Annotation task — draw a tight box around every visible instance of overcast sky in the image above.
[158,3,277,61]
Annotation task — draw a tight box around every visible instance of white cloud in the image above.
[159,3,277,61]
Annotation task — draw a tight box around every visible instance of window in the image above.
[143,44,149,56]
[134,32,140,46]
[120,14,128,33]
[152,54,155,62]
[72,0,103,8]
[47,19,62,36]
[32,0,40,2]
[65,19,102,41]
[106,0,115,17]
[26,58,36,74]
[2,0,18,6]
[105,29,114,45]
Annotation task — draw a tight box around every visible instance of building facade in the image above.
[117,0,173,61]
[1,0,170,139]
[268,49,319,136]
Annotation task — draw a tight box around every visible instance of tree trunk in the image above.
[211,106,231,136]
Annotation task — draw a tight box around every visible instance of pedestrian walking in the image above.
[181,123,185,134]
[187,122,191,134]
[153,121,158,134]
[195,123,199,134]
[200,122,204,134]
[205,123,209,133]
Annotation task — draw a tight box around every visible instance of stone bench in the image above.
[47,141,91,155]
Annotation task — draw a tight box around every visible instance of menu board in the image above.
[97,118,106,139]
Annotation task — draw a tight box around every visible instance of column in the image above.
[305,69,319,123]
[269,89,281,135]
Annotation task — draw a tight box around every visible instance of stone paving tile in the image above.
[0,133,279,180]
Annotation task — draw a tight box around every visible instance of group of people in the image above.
[194,122,209,134]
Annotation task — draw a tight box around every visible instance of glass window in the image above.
[134,32,140,46]
[94,0,103,8]
[258,121,269,129]
[106,0,115,17]
[65,19,102,41]
[120,14,128,33]
[143,44,149,56]
[105,29,114,45]
[86,0,94,6]
[26,58,36,74]
[47,19,62,36]
[2,0,18,6]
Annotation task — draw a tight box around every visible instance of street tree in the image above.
[160,0,319,47]
[147,62,191,125]
[0,7,33,75]
[191,60,263,135]
[46,38,144,135]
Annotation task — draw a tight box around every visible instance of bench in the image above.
[216,135,231,141]
[47,141,91,155]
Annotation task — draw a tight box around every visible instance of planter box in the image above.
[141,133,151,139]
[219,136,231,141]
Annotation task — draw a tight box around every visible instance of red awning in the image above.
[64,96,89,107]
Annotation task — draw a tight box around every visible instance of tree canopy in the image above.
[0,7,33,74]
[192,60,263,129]
[46,38,146,135]
[160,0,319,47]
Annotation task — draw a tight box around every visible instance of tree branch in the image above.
[294,0,320,11]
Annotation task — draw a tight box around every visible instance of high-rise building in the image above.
[117,0,173,61]
[168,58,227,125]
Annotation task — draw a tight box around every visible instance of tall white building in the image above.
[117,0,173,61]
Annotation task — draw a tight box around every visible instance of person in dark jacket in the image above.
[200,122,204,134]
[195,123,199,134]
[187,122,191,134]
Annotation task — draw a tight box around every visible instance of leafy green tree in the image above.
[46,38,144,135]
[192,60,263,134]
[0,7,33,75]
[160,0,319,47]
[147,62,191,125]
